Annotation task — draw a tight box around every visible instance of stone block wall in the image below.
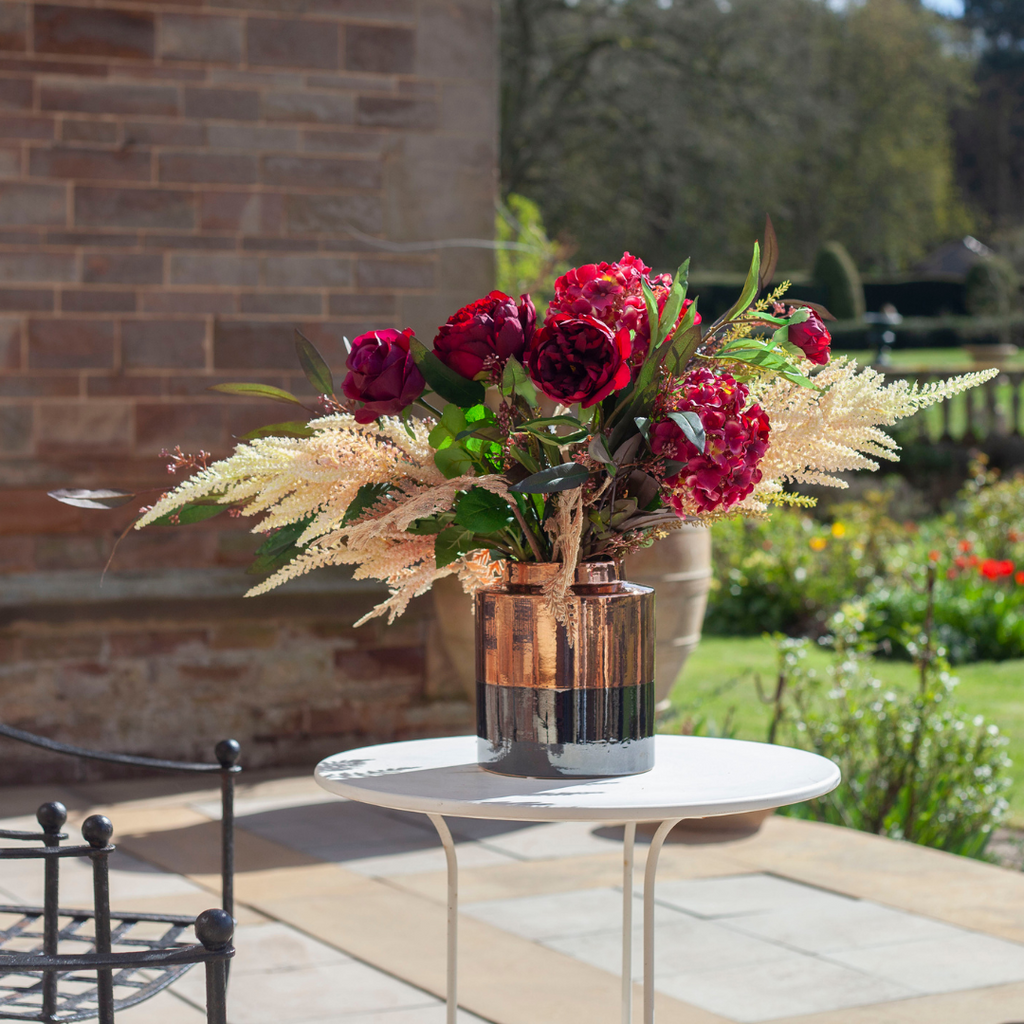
[0,0,496,776]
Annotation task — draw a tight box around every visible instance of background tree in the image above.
[956,0,1024,266]
[501,0,973,274]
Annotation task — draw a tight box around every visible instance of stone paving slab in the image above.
[3,770,1024,1023]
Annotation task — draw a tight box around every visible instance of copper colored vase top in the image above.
[475,560,654,691]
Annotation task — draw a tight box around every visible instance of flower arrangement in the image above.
[54,220,998,627]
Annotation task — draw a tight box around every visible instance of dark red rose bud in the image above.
[341,328,424,424]
[433,290,536,381]
[525,312,632,408]
[788,309,831,365]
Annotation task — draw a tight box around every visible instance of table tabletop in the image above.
[314,735,840,823]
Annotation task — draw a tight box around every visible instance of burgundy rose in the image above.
[341,328,425,424]
[650,369,770,514]
[548,253,700,368]
[525,313,632,408]
[788,309,831,365]
[433,290,536,381]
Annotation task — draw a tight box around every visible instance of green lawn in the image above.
[665,636,1024,824]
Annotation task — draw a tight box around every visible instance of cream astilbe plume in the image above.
[748,358,999,492]
[246,472,511,623]
[135,414,441,533]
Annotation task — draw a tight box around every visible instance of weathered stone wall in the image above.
[0,0,496,776]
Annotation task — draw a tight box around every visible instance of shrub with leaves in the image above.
[767,585,1011,858]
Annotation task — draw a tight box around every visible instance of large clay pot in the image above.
[624,525,712,706]
[475,561,655,778]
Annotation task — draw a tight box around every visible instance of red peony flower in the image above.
[980,558,1015,580]
[341,328,424,424]
[788,308,832,365]
[548,253,698,367]
[433,290,536,381]
[525,313,632,408]
[650,369,770,514]
[1016,570,1024,585]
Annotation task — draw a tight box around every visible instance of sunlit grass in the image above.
[665,635,1024,825]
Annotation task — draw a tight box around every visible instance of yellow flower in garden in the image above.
[810,537,828,552]
[831,522,847,538]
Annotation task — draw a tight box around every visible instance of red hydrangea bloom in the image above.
[788,308,832,365]
[980,558,1015,580]
[433,290,536,381]
[650,369,771,514]
[341,328,424,424]
[548,253,699,367]
[525,313,632,408]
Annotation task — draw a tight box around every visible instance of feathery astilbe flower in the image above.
[748,358,1000,492]
[135,414,440,536]
[248,473,511,622]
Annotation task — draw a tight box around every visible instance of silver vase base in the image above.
[476,736,655,779]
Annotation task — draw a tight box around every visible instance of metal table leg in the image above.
[427,813,458,1024]
[621,821,636,1024]
[643,819,681,1024]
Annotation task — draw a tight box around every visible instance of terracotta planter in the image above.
[624,525,712,706]
[475,561,655,779]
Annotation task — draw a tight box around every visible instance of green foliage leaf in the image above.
[341,482,389,526]
[454,487,514,532]
[510,462,590,494]
[47,488,135,510]
[641,278,661,348]
[294,330,334,396]
[410,337,485,406]
[434,445,475,478]
[435,526,476,569]
[238,421,315,441]
[716,339,816,388]
[501,355,539,406]
[667,410,706,453]
[719,241,761,324]
[428,404,468,449]
[247,516,314,576]
[149,503,227,526]
[209,382,306,407]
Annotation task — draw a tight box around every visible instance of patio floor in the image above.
[3,764,1024,1024]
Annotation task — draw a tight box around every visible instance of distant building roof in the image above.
[912,236,994,278]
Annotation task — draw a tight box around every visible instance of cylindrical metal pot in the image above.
[475,561,655,778]
[624,525,712,706]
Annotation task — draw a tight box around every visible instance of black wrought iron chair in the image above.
[0,726,242,1022]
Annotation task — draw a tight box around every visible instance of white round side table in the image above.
[315,734,840,1024]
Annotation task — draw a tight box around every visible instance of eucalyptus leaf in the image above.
[588,434,613,465]
[634,417,651,440]
[612,433,642,466]
[410,337,485,406]
[510,462,589,494]
[294,329,334,396]
[209,382,306,407]
[668,411,707,454]
[47,488,136,510]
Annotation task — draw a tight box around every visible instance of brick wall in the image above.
[0,0,496,774]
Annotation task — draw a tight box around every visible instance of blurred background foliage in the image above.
[500,0,1021,277]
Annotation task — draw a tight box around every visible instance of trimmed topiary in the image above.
[964,256,1019,317]
[812,241,866,321]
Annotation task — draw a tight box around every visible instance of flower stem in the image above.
[507,497,545,562]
